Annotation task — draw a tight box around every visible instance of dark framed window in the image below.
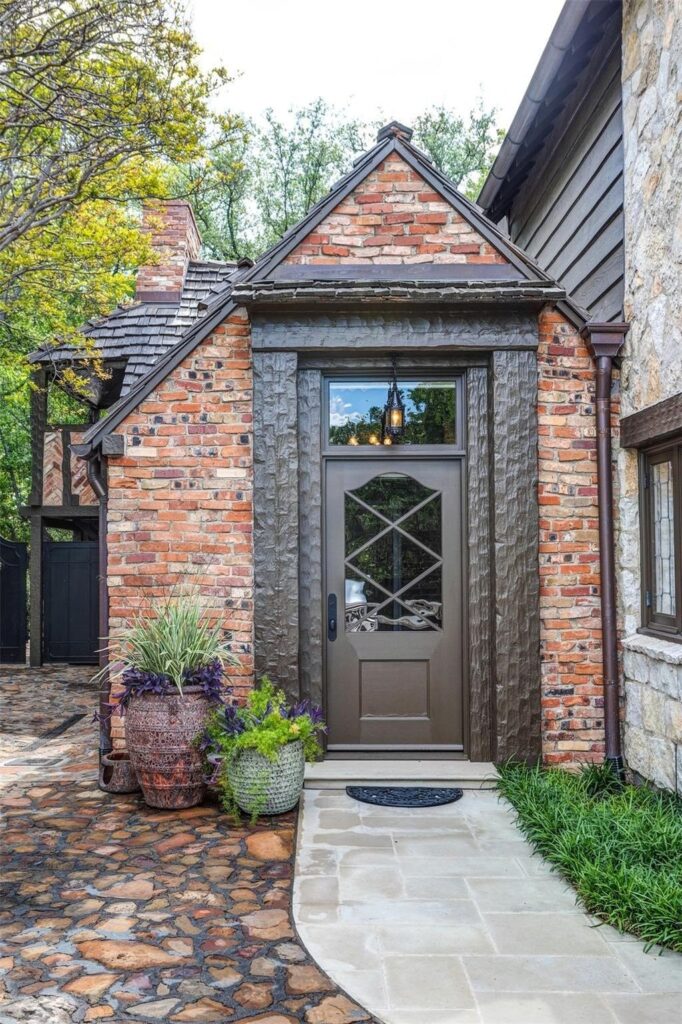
[325,375,463,451]
[641,441,682,640]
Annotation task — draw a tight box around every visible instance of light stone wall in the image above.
[620,0,682,792]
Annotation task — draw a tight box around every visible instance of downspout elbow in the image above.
[86,452,106,501]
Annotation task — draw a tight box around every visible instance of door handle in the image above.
[327,594,337,641]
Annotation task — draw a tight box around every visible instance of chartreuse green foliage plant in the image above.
[498,762,682,952]
[203,678,326,821]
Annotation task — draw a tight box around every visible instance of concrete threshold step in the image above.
[304,759,498,790]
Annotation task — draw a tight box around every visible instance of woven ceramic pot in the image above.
[99,751,140,794]
[229,740,305,816]
[125,687,209,810]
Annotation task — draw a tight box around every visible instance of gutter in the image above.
[85,452,112,779]
[478,0,591,213]
[582,321,628,778]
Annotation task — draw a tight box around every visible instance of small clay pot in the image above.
[100,751,140,793]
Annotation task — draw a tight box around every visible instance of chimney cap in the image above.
[377,120,413,143]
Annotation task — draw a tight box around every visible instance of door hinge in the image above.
[644,468,650,489]
[645,590,652,608]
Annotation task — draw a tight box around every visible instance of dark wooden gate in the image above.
[0,537,28,663]
[43,542,99,664]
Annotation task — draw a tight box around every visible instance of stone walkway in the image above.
[294,788,682,1024]
[0,667,379,1023]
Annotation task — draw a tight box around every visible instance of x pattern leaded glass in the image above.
[344,474,443,632]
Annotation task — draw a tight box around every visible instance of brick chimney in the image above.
[135,200,202,303]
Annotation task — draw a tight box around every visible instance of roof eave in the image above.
[75,296,239,455]
[232,279,566,309]
[477,0,592,214]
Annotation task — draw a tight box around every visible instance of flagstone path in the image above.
[0,667,379,1023]
[294,788,682,1024]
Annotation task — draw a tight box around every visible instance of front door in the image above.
[325,458,463,751]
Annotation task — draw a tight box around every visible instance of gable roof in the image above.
[76,126,585,456]
[29,260,237,395]
[243,131,552,284]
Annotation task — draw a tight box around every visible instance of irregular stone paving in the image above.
[295,788,682,1024]
[0,666,96,761]
[0,668,380,1023]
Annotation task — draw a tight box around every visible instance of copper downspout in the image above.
[86,453,112,775]
[583,323,628,778]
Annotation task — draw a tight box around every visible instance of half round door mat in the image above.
[346,785,463,808]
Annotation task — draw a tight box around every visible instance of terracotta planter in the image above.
[99,751,140,794]
[125,687,209,809]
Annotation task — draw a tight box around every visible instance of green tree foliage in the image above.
[0,0,229,256]
[0,0,233,539]
[413,102,504,199]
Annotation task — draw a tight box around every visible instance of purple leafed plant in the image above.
[281,698,326,727]
[96,659,231,720]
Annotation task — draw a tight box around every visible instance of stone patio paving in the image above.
[294,788,682,1024]
[3,667,682,1024]
[0,668,379,1023]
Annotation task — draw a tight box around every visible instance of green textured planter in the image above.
[229,740,305,816]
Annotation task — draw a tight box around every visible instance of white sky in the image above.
[189,0,565,132]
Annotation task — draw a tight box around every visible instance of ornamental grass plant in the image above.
[99,595,238,706]
[498,762,682,952]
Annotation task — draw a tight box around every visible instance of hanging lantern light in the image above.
[383,359,405,440]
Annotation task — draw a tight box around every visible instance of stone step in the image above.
[304,759,498,790]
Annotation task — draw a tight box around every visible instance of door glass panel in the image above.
[345,503,384,554]
[351,474,436,522]
[652,459,676,616]
[344,473,442,632]
[329,380,457,446]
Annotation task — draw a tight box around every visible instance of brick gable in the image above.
[284,154,509,266]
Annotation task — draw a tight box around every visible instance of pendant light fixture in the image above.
[382,358,405,441]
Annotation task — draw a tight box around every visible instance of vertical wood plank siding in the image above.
[297,369,323,705]
[253,351,300,697]
[466,367,493,760]
[492,350,542,761]
[506,42,624,323]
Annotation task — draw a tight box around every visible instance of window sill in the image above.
[623,632,682,666]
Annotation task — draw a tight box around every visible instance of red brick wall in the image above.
[106,309,253,745]
[537,308,619,765]
[285,154,508,266]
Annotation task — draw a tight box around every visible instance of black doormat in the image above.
[346,785,463,808]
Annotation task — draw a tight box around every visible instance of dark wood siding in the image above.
[505,30,624,323]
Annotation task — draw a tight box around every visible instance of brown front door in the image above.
[325,458,464,752]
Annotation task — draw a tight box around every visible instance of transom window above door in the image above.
[327,377,459,447]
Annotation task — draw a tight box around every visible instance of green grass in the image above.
[497,762,682,952]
